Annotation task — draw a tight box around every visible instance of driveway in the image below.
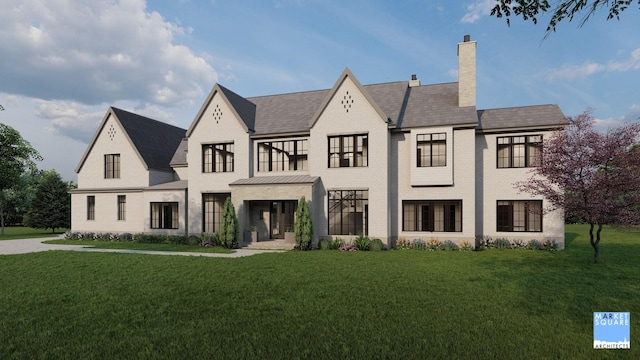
[0,237,284,258]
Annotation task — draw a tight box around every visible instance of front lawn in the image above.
[0,226,68,240]
[0,224,638,359]
[43,239,235,253]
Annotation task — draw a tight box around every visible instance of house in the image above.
[70,35,566,248]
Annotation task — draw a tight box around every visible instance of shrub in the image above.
[219,197,239,249]
[354,234,371,251]
[441,240,458,251]
[200,239,215,247]
[543,239,560,251]
[459,240,474,252]
[476,236,494,250]
[369,238,384,251]
[396,237,410,250]
[426,238,441,251]
[512,239,527,250]
[412,238,426,250]
[294,196,314,250]
[527,239,542,250]
[330,237,345,250]
[187,235,201,246]
[338,244,358,252]
[319,238,332,250]
[494,238,511,249]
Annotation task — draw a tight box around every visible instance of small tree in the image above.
[516,109,640,263]
[24,170,71,233]
[219,197,239,249]
[294,196,313,250]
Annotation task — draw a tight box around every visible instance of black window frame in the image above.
[257,139,308,172]
[150,202,179,229]
[328,134,368,168]
[328,190,368,235]
[496,200,543,232]
[117,195,126,221]
[202,142,234,173]
[104,154,120,179]
[416,133,447,167]
[202,193,230,233]
[87,196,95,221]
[497,135,542,168]
[402,200,462,232]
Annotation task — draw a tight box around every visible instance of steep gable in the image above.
[186,84,256,137]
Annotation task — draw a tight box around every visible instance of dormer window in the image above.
[104,154,120,179]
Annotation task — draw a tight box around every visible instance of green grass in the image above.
[43,239,235,253]
[0,224,638,359]
[0,226,68,240]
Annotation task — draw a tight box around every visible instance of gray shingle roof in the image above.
[219,84,256,131]
[248,89,329,135]
[169,138,188,167]
[400,82,478,128]
[477,104,566,131]
[111,107,186,171]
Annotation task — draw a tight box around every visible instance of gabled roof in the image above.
[75,107,186,173]
[477,104,566,131]
[186,83,256,137]
[169,138,188,167]
[399,82,478,129]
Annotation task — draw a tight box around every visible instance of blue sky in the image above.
[1,0,639,181]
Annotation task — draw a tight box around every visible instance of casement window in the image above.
[203,193,229,233]
[402,200,462,232]
[497,200,542,232]
[117,195,126,221]
[328,190,368,235]
[150,202,179,229]
[328,134,368,168]
[104,154,120,178]
[497,135,542,168]
[87,196,95,220]
[258,139,308,172]
[417,133,446,167]
[202,143,234,173]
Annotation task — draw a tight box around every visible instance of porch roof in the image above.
[229,175,319,186]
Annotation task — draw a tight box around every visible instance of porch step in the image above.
[243,240,295,250]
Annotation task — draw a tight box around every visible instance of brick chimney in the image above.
[457,34,476,107]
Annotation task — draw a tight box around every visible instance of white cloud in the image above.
[461,0,494,24]
[593,104,640,132]
[0,0,217,106]
[546,48,640,81]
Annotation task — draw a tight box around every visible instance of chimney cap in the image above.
[463,34,471,42]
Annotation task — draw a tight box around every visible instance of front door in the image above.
[270,201,296,239]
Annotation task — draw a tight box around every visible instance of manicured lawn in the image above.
[0,224,638,359]
[43,239,235,253]
[0,226,68,240]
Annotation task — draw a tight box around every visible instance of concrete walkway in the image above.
[0,237,285,258]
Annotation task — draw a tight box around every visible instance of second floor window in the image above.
[203,143,234,173]
[497,135,542,168]
[417,133,446,167]
[258,139,308,172]
[104,154,120,178]
[328,134,368,168]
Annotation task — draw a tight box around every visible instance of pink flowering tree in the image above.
[516,109,640,263]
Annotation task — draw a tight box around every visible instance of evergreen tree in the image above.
[294,196,313,250]
[24,170,71,233]
[219,197,239,249]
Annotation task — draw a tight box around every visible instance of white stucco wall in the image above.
[70,191,144,233]
[309,76,390,243]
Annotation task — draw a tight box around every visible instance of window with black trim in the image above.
[258,139,307,172]
[104,154,120,178]
[203,193,229,233]
[328,134,368,168]
[117,195,126,221]
[150,202,179,229]
[417,133,446,167]
[328,190,368,235]
[87,196,95,220]
[402,200,462,232]
[203,143,234,173]
[497,200,542,232]
[497,135,542,168]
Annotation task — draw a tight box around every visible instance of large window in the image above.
[150,202,179,229]
[87,196,95,220]
[117,195,126,221]
[417,133,446,167]
[328,134,368,168]
[203,193,229,233]
[402,200,462,232]
[258,139,308,172]
[328,190,368,235]
[497,200,542,232]
[497,135,542,168]
[104,154,120,178]
[203,143,234,173]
